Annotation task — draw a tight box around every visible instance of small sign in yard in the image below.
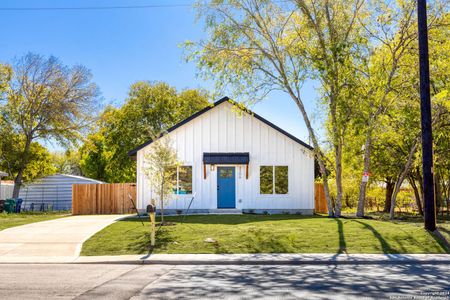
[362,171,370,183]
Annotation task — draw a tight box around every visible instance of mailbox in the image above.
[146,204,155,213]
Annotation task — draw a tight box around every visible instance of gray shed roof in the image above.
[0,171,8,177]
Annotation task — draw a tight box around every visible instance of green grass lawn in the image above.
[438,223,450,244]
[81,214,448,256]
[0,211,69,231]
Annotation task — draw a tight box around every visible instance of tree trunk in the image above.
[160,196,164,225]
[288,91,334,216]
[390,140,419,219]
[12,138,32,198]
[12,168,24,198]
[435,172,442,215]
[334,140,343,217]
[383,179,395,213]
[344,195,350,208]
[410,176,424,216]
[357,132,372,217]
[330,100,343,217]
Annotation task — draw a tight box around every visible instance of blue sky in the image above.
[0,0,322,149]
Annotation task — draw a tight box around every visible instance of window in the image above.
[275,166,288,194]
[171,166,193,194]
[219,168,233,178]
[178,166,192,194]
[260,166,273,194]
[259,166,288,194]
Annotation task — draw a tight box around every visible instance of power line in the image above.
[0,3,194,11]
[0,0,292,12]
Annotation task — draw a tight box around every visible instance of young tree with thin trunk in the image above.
[0,53,98,197]
[143,135,179,225]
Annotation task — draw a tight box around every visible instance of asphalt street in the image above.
[0,263,449,299]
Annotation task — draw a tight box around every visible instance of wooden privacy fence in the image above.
[315,183,328,214]
[72,183,136,215]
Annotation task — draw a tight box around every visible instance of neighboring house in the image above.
[19,174,104,211]
[0,171,13,200]
[128,97,315,215]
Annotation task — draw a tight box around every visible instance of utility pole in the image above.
[417,0,436,231]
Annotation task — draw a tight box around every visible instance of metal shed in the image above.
[19,174,103,211]
[0,171,13,200]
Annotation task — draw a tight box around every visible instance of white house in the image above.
[128,97,315,215]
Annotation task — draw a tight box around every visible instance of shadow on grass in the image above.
[240,229,297,254]
[126,226,175,254]
[438,226,450,237]
[354,220,397,254]
[431,228,450,254]
[334,218,347,254]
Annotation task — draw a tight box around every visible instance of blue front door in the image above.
[217,167,236,208]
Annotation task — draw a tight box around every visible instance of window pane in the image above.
[260,166,273,194]
[219,168,233,178]
[275,166,288,194]
[168,166,178,194]
[178,166,192,194]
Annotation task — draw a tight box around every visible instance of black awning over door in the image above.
[203,152,250,164]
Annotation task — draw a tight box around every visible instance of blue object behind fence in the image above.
[14,198,23,213]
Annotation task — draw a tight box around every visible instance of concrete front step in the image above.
[208,209,242,214]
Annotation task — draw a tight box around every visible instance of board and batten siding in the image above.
[136,101,314,211]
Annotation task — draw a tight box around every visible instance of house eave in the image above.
[127,96,314,157]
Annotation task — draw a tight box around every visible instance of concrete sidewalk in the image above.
[2,253,450,264]
[0,215,129,262]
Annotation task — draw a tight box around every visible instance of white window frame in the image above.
[173,165,193,195]
[259,165,289,196]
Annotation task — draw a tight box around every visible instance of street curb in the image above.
[138,259,450,265]
[2,254,450,265]
[4,259,449,265]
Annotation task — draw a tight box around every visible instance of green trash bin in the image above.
[4,199,16,213]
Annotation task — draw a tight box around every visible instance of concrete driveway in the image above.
[0,215,129,263]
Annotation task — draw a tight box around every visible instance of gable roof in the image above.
[128,97,313,157]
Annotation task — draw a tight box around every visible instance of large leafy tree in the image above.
[342,9,450,219]
[80,81,209,182]
[352,0,448,217]
[0,53,99,197]
[51,150,83,176]
[0,131,56,183]
[185,0,368,217]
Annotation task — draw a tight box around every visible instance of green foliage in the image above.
[143,135,180,222]
[0,129,56,183]
[0,64,12,93]
[0,53,98,196]
[79,81,209,183]
[51,150,83,176]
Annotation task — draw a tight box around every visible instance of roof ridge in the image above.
[128,97,313,156]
